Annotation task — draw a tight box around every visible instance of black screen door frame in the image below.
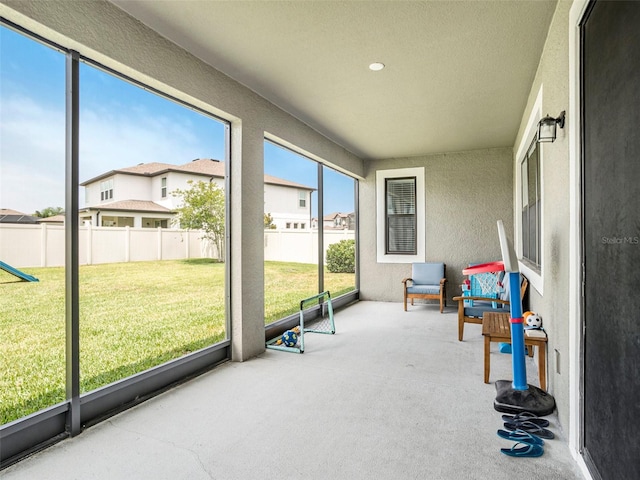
[580,2,640,480]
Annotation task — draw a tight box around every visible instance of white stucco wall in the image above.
[83,182,101,206]
[162,172,225,209]
[113,174,151,203]
[83,174,149,206]
[264,183,312,229]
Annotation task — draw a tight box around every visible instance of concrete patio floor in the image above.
[2,301,585,479]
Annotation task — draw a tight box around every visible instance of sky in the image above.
[0,25,354,217]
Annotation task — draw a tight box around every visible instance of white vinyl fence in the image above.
[0,224,354,268]
[263,229,354,263]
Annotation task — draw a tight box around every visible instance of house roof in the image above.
[116,162,177,175]
[0,213,39,224]
[263,173,314,191]
[80,160,206,185]
[37,214,65,224]
[0,208,27,216]
[175,158,225,176]
[81,158,314,191]
[80,200,172,214]
[324,212,353,221]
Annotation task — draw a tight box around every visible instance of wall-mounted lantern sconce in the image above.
[537,111,566,143]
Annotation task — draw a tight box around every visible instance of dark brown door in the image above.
[582,2,640,479]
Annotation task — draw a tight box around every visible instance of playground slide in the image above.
[0,261,39,282]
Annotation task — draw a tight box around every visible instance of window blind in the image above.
[385,177,416,254]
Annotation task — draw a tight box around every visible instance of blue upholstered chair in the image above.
[452,272,528,341]
[402,262,447,313]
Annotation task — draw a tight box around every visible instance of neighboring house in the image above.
[0,209,38,224]
[263,172,315,230]
[80,158,314,229]
[36,214,65,225]
[0,209,65,225]
[323,212,355,230]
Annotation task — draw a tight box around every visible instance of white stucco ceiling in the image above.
[110,0,557,160]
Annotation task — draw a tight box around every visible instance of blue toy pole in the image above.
[492,219,555,415]
[507,271,527,390]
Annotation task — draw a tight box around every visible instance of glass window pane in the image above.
[521,160,529,207]
[388,216,416,253]
[323,166,356,298]
[522,209,529,260]
[386,178,416,214]
[528,146,538,206]
[529,204,537,264]
[0,27,66,423]
[531,141,540,200]
[521,136,541,267]
[535,200,541,265]
[386,178,416,254]
[78,62,227,393]
[263,142,317,324]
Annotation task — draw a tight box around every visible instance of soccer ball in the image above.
[525,312,542,329]
[281,330,298,347]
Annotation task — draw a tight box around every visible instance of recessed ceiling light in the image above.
[369,62,385,71]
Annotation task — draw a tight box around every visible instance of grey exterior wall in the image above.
[359,148,513,303]
[513,1,572,433]
[0,0,364,362]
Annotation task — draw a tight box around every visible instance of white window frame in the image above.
[515,86,544,294]
[376,167,425,263]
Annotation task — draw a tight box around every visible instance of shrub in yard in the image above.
[326,239,355,273]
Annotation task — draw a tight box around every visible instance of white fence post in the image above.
[157,227,162,260]
[124,226,130,263]
[86,223,93,265]
[40,223,47,267]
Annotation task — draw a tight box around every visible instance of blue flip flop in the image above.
[504,420,555,439]
[501,411,550,427]
[497,429,545,446]
[500,442,544,458]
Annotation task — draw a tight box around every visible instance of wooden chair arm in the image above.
[401,277,413,285]
[452,295,510,306]
[440,278,447,286]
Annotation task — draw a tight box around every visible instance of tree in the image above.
[264,213,276,229]
[34,206,64,218]
[172,180,225,262]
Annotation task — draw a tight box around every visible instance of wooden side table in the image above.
[482,312,548,391]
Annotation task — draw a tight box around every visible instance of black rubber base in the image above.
[493,380,556,416]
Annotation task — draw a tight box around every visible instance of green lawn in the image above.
[264,261,354,322]
[0,259,354,424]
